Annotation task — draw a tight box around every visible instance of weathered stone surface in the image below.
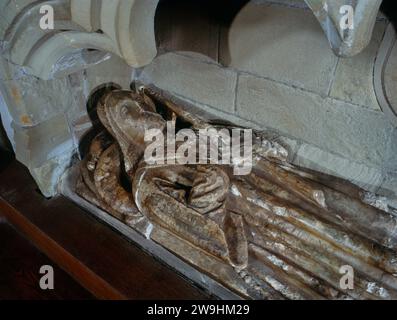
[4,0,78,66]
[384,40,397,117]
[0,50,138,197]
[0,56,75,128]
[251,0,308,8]
[385,128,397,172]
[236,73,395,170]
[293,143,383,192]
[85,54,133,94]
[10,112,75,197]
[220,2,338,96]
[140,52,237,113]
[66,54,135,147]
[0,54,79,196]
[0,0,36,39]
[0,0,159,80]
[65,71,94,152]
[330,21,386,110]
[379,172,397,199]
[12,113,73,168]
[71,0,160,68]
[31,151,75,197]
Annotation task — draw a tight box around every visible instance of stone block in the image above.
[251,0,308,8]
[293,143,384,192]
[31,151,76,198]
[220,2,338,96]
[12,113,74,168]
[379,172,397,199]
[236,73,395,169]
[0,56,76,128]
[85,54,133,94]
[10,113,75,197]
[384,128,397,171]
[140,52,238,113]
[329,21,386,110]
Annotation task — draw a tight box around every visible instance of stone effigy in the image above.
[76,87,397,299]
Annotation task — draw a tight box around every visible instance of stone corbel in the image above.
[71,0,160,67]
[305,0,383,57]
[25,31,117,80]
[3,0,83,67]
[0,0,159,80]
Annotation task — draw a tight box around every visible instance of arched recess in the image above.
[154,0,249,64]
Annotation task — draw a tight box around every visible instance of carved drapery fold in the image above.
[76,87,397,299]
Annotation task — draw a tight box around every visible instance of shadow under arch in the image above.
[78,83,122,158]
[154,0,250,64]
[381,0,397,31]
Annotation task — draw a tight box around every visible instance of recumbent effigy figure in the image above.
[76,87,397,300]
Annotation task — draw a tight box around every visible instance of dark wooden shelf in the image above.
[0,153,210,300]
[0,221,94,300]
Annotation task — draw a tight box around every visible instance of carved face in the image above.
[99,90,166,147]
[96,90,166,174]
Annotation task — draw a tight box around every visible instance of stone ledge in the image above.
[379,172,397,199]
[293,143,384,192]
[236,73,395,170]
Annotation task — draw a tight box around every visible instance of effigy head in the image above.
[97,90,166,147]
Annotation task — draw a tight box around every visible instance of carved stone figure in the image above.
[77,87,397,299]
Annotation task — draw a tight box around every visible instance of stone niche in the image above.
[0,0,397,299]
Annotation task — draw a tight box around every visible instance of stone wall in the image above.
[142,0,397,197]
